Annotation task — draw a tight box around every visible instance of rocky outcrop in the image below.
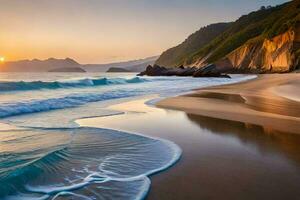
[149,26,300,75]
[213,26,300,73]
[138,65,167,76]
[138,65,230,78]
[193,64,230,78]
[155,0,300,74]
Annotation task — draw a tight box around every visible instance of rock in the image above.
[138,65,167,76]
[138,64,230,78]
[193,64,230,78]
[214,27,300,73]
[220,74,231,78]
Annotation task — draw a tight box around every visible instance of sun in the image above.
[0,57,5,63]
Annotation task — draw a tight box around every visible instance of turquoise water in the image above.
[0,72,255,199]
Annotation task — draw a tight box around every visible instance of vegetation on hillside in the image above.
[155,23,232,67]
[156,0,300,67]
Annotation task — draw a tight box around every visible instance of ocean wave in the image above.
[0,91,138,118]
[0,75,257,119]
[0,77,147,92]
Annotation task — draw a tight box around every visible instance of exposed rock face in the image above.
[214,26,300,73]
[193,64,230,78]
[155,0,300,74]
[138,64,230,78]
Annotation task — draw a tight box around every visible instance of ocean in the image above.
[0,72,255,200]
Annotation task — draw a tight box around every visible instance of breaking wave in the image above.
[0,77,147,92]
[0,91,137,118]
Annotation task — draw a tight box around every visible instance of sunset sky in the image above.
[0,0,287,64]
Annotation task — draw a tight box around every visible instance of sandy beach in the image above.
[158,74,300,134]
[77,74,300,200]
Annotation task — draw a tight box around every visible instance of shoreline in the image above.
[77,73,300,199]
[2,73,299,199]
[157,74,300,134]
[77,88,300,199]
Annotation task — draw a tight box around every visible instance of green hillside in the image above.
[155,23,232,67]
[156,0,300,67]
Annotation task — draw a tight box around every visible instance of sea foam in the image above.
[1,127,181,200]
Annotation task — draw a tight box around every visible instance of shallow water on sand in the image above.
[0,127,180,200]
[78,98,300,200]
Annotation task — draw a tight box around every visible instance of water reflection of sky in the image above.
[78,97,300,199]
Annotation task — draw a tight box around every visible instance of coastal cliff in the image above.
[155,0,300,74]
[214,26,300,73]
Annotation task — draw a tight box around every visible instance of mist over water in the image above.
[0,72,255,199]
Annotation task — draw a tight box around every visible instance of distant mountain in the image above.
[48,67,86,73]
[83,56,158,72]
[106,67,131,72]
[156,0,300,73]
[0,56,157,73]
[1,58,85,72]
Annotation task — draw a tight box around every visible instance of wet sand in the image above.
[0,122,23,131]
[77,81,300,200]
[158,74,300,134]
